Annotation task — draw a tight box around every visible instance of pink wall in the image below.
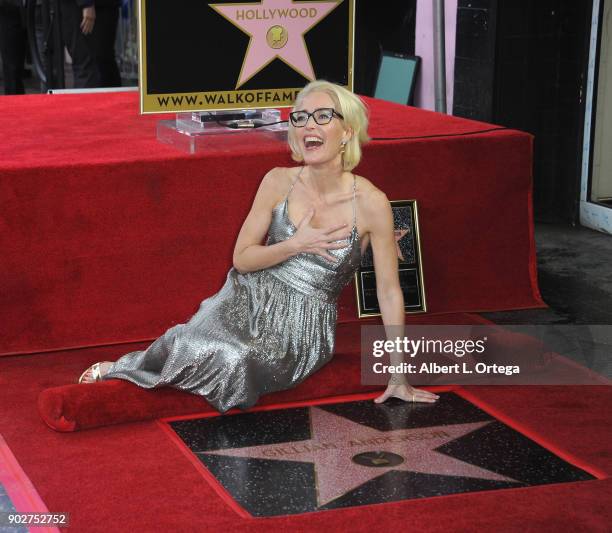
[414,0,457,113]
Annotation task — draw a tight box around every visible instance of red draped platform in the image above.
[0,92,543,356]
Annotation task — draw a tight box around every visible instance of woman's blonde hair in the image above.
[288,80,369,171]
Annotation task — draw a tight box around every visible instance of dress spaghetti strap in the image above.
[285,167,304,203]
[351,174,357,229]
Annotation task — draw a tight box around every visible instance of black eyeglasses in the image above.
[289,108,344,127]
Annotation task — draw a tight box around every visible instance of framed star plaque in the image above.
[138,0,355,114]
[354,199,426,317]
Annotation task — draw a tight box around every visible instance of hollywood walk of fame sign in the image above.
[138,0,354,113]
[166,392,597,517]
[355,199,427,317]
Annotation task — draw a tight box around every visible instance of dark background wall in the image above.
[494,0,593,224]
[454,0,498,121]
[453,0,593,224]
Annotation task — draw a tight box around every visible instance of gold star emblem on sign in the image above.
[266,25,288,48]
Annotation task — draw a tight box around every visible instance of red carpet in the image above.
[0,92,543,356]
[0,327,609,531]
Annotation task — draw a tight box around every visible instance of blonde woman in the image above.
[79,80,439,411]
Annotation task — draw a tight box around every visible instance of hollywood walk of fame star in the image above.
[209,0,341,88]
[394,228,409,261]
[201,407,519,507]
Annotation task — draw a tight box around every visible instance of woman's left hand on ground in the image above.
[374,382,440,404]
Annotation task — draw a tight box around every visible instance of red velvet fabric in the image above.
[0,92,543,355]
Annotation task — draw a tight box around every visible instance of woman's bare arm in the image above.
[367,190,406,329]
[364,188,439,403]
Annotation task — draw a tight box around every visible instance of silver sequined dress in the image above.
[102,173,362,413]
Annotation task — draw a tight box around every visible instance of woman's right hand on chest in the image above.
[290,208,352,262]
